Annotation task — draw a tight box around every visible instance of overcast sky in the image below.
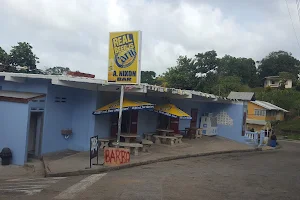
[1,0,300,79]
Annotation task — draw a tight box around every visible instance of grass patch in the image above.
[285,134,300,140]
[278,134,300,140]
[276,118,300,132]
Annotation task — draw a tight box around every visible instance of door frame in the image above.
[26,111,44,159]
[110,110,139,136]
[190,108,198,128]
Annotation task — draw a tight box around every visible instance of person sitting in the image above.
[270,133,277,147]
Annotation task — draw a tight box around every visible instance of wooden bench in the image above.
[186,128,203,139]
[144,132,155,141]
[195,129,203,139]
[153,135,177,146]
[141,139,153,152]
[98,138,114,149]
[174,134,183,144]
[112,142,143,156]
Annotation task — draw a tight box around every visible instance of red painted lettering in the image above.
[121,151,125,163]
[104,148,130,166]
[116,150,121,164]
[104,149,110,163]
[126,152,130,163]
[110,150,116,163]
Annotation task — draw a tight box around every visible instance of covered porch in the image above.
[93,84,245,149]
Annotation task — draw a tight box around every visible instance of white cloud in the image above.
[1,0,300,79]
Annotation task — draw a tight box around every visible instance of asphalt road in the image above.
[1,141,300,200]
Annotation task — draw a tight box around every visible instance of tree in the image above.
[193,50,220,91]
[218,55,259,87]
[295,80,300,91]
[141,71,157,85]
[155,75,168,87]
[0,47,8,65]
[255,89,297,111]
[200,71,219,93]
[211,76,243,96]
[194,50,219,74]
[9,42,39,70]
[45,66,70,75]
[257,51,300,79]
[164,56,198,90]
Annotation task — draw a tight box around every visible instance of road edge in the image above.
[45,148,263,177]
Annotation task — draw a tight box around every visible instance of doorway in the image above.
[110,110,139,137]
[190,109,198,128]
[157,114,170,129]
[157,115,179,133]
[170,117,179,133]
[27,112,44,159]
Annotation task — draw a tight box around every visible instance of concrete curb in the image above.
[45,148,262,177]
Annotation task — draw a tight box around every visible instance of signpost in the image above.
[90,136,99,168]
[107,31,142,147]
[117,85,124,147]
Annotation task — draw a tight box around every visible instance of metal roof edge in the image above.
[250,100,288,112]
[0,72,239,102]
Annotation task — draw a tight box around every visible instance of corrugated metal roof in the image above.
[250,100,288,112]
[227,92,255,101]
[264,76,280,79]
[246,119,267,125]
[0,90,44,99]
[0,90,45,103]
[0,72,240,103]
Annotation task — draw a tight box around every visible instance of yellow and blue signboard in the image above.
[108,31,142,84]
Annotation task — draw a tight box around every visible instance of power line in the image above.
[285,0,300,50]
[296,0,300,23]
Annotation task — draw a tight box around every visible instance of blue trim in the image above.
[154,110,192,120]
[93,105,154,115]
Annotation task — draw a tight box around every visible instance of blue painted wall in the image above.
[137,110,158,139]
[0,101,29,165]
[42,85,97,153]
[41,84,73,154]
[94,92,119,139]
[28,97,46,112]
[70,89,97,151]
[200,102,245,143]
[0,79,100,154]
[171,99,245,143]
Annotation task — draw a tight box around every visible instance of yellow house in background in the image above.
[227,92,288,132]
[246,100,288,131]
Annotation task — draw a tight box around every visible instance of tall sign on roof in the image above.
[108,31,142,85]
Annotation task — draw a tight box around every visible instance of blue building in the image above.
[0,72,246,165]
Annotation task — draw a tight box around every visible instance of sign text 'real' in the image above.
[108,31,141,84]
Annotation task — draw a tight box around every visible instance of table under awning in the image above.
[93,98,154,115]
[153,104,192,119]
